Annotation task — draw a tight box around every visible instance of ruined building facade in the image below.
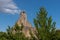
[16,11,36,37]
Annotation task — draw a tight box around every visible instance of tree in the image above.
[56,30,60,40]
[13,23,27,40]
[5,23,27,40]
[0,32,7,40]
[34,7,56,40]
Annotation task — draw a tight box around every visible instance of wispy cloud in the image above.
[0,0,20,14]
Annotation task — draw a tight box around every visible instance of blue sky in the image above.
[0,0,60,32]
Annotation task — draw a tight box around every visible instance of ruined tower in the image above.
[17,11,32,37]
[17,11,32,27]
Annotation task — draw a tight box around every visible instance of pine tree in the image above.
[34,7,56,40]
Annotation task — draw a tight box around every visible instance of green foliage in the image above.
[33,7,57,40]
[0,32,7,40]
[56,30,60,40]
[14,23,23,32]
[29,29,38,40]
[12,23,27,40]
[0,24,27,40]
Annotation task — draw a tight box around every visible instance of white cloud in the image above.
[0,0,21,14]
